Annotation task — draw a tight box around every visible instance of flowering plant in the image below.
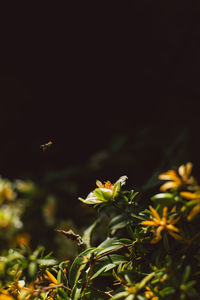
[1,163,200,299]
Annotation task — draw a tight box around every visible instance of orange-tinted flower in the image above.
[158,162,196,191]
[180,191,200,220]
[141,206,182,243]
[0,289,15,300]
[144,286,159,300]
[96,180,114,190]
[15,233,31,248]
[45,270,58,285]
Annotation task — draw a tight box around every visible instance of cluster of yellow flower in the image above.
[141,162,200,244]
[0,270,58,300]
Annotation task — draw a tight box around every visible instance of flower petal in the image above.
[160,181,180,192]
[158,170,178,181]
[168,231,183,240]
[141,220,157,226]
[187,204,200,221]
[178,165,186,178]
[180,191,200,200]
[149,206,161,221]
[169,214,181,225]
[166,224,179,232]
[162,206,168,220]
[185,162,193,178]
[150,234,162,244]
[96,180,103,188]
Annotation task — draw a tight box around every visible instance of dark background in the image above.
[1,1,200,186]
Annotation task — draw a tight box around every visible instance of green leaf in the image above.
[112,291,128,299]
[28,261,37,278]
[78,192,103,204]
[129,191,139,202]
[182,265,191,284]
[138,272,155,289]
[98,237,118,249]
[57,287,69,299]
[94,188,113,202]
[130,213,146,221]
[113,176,128,198]
[91,254,128,281]
[57,270,62,284]
[160,286,176,297]
[151,193,174,201]
[37,258,57,265]
[82,220,98,247]
[69,248,94,288]
[109,215,129,230]
[71,282,82,300]
[91,262,116,280]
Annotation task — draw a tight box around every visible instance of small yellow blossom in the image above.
[19,283,37,300]
[127,286,137,294]
[96,180,113,190]
[45,270,58,285]
[158,162,196,191]
[141,206,182,244]
[180,191,200,220]
[144,286,159,300]
[0,294,15,300]
[0,289,15,300]
[15,233,31,248]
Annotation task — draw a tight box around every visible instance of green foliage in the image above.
[1,162,200,299]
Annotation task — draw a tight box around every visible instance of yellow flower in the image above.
[15,233,31,248]
[144,286,159,300]
[19,283,36,300]
[45,270,58,285]
[0,294,15,300]
[96,180,114,190]
[158,162,196,191]
[0,289,15,300]
[141,206,182,244]
[180,191,200,221]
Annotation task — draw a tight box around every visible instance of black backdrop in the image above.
[1,1,200,180]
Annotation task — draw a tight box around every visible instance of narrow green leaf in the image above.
[160,286,176,296]
[91,262,116,280]
[69,248,94,288]
[71,282,82,300]
[182,265,191,284]
[82,220,98,247]
[151,193,174,201]
[28,261,37,278]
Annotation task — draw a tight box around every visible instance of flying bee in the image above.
[40,141,53,152]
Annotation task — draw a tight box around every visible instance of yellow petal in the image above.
[187,204,200,221]
[170,206,176,213]
[158,170,178,181]
[150,234,162,244]
[155,225,164,238]
[185,162,193,178]
[149,206,161,221]
[96,180,103,188]
[168,231,183,240]
[160,181,180,192]
[162,206,168,220]
[45,270,58,285]
[180,191,200,200]
[166,224,179,232]
[178,165,186,178]
[169,214,181,225]
[141,220,157,226]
